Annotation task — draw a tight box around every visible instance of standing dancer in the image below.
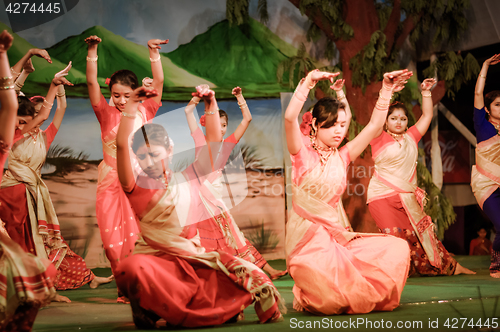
[0,29,56,332]
[471,54,500,278]
[184,86,286,279]
[367,79,474,276]
[114,85,284,329]
[285,69,412,315]
[84,36,166,287]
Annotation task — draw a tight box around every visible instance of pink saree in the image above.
[286,135,410,315]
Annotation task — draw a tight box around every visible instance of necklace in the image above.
[310,136,336,166]
[29,129,39,144]
[490,119,500,136]
[386,129,404,147]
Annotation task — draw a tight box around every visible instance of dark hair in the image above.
[18,96,36,117]
[219,110,228,122]
[387,101,408,118]
[132,123,170,154]
[109,69,139,91]
[311,97,345,131]
[484,90,500,119]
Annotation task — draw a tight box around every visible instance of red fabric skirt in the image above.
[368,195,457,276]
[115,253,254,327]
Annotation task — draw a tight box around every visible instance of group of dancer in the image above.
[0,28,497,331]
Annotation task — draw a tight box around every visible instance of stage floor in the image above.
[33,256,499,332]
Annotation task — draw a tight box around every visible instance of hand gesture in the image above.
[85,35,101,47]
[0,30,13,53]
[148,39,169,50]
[131,86,158,103]
[308,69,340,84]
[23,58,35,74]
[421,78,436,91]
[232,86,242,96]
[52,76,74,86]
[383,69,413,87]
[484,54,500,66]
[54,61,72,78]
[330,78,345,91]
[142,77,153,87]
[29,49,52,63]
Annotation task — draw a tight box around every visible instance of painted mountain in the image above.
[46,25,214,99]
[166,18,298,98]
[0,21,87,95]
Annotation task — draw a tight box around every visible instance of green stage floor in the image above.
[33,256,500,332]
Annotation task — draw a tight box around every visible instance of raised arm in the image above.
[14,58,35,94]
[193,85,221,143]
[147,39,168,105]
[184,95,201,133]
[85,35,102,106]
[474,54,500,110]
[21,76,73,135]
[117,87,159,192]
[414,78,436,136]
[331,79,351,137]
[0,31,18,148]
[345,69,412,162]
[284,70,339,155]
[51,62,72,129]
[10,48,51,80]
[231,87,252,141]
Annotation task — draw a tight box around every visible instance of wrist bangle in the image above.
[121,112,136,118]
[56,93,66,98]
[190,97,200,105]
[86,56,98,62]
[205,109,217,115]
[43,100,53,108]
[375,100,390,109]
[239,103,248,109]
[150,56,161,63]
[378,91,392,101]
[382,84,393,91]
[422,91,432,98]
[479,74,486,79]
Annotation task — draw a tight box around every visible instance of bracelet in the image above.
[150,56,161,63]
[421,91,432,98]
[382,84,394,91]
[205,109,217,115]
[375,100,390,108]
[43,100,53,108]
[479,74,486,79]
[190,97,200,105]
[86,56,98,62]
[15,81,23,90]
[56,93,66,98]
[121,112,136,118]
[10,68,20,78]
[378,91,392,101]
[238,103,248,109]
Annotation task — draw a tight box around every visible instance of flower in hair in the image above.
[105,77,111,85]
[300,111,313,136]
[29,95,45,102]
[200,114,206,127]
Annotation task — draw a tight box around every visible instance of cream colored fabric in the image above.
[471,135,500,208]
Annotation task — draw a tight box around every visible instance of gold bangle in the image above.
[150,56,161,63]
[382,84,393,91]
[15,81,23,89]
[10,67,19,76]
[422,92,432,98]
[205,110,217,115]
[479,74,486,79]
[86,56,98,62]
[56,93,66,98]
[43,100,53,108]
[190,97,200,105]
[237,101,246,106]
[121,112,136,118]
[378,91,392,101]
[375,100,390,108]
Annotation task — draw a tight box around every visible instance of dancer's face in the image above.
[220,116,228,137]
[315,110,346,148]
[135,144,171,179]
[16,116,33,131]
[111,83,133,111]
[487,97,500,122]
[386,109,408,134]
[478,229,487,239]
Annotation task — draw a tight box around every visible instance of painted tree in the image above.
[227,0,480,233]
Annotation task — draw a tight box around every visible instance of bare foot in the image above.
[89,275,114,289]
[263,264,288,280]
[293,298,304,312]
[454,263,476,275]
[54,294,71,303]
[490,272,500,278]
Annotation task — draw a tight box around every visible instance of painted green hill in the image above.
[0,21,86,89]
[46,25,214,98]
[166,18,298,98]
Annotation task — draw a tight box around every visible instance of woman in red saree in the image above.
[367,79,474,276]
[285,69,412,315]
[471,54,500,278]
[184,86,287,279]
[84,36,166,283]
[0,30,56,332]
[114,85,284,329]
